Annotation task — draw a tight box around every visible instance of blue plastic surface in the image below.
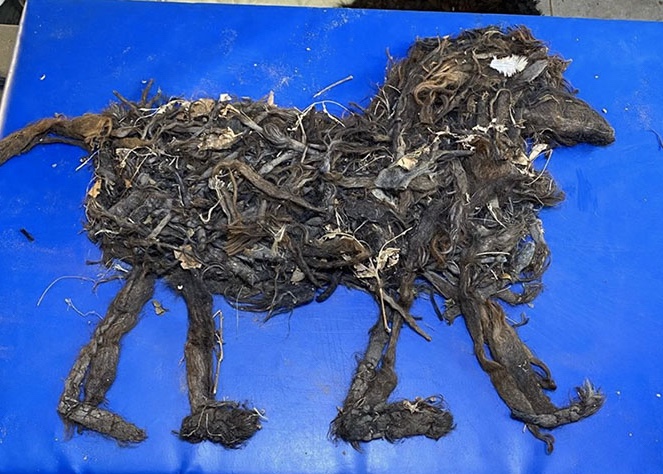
[1,1,662,472]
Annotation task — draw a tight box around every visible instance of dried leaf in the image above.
[528,143,550,162]
[353,262,376,279]
[290,267,305,283]
[271,225,287,253]
[199,127,239,151]
[521,59,548,82]
[376,247,400,271]
[189,98,217,119]
[87,179,102,198]
[396,155,418,170]
[151,299,168,316]
[174,244,202,270]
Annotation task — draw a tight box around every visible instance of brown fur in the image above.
[0,26,611,452]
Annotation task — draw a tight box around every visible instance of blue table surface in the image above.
[1,0,662,472]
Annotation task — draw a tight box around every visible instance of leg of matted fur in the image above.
[331,312,454,446]
[58,266,155,443]
[171,270,262,448]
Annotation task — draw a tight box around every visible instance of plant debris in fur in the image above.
[0,26,613,452]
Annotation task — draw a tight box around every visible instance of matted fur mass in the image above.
[0,26,613,453]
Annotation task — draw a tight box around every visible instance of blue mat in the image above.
[1,1,662,472]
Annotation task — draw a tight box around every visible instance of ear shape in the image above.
[523,90,615,147]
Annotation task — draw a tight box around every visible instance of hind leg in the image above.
[57,265,155,443]
[331,308,454,445]
[170,270,262,448]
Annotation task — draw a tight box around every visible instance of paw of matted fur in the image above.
[178,402,263,448]
[331,397,454,446]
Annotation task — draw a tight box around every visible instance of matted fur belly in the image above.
[0,26,614,453]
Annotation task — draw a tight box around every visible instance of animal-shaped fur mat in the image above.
[0,26,614,453]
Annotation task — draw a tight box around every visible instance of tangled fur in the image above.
[0,26,612,452]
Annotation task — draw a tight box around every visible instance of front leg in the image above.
[170,270,262,448]
[331,310,454,446]
[460,294,604,453]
